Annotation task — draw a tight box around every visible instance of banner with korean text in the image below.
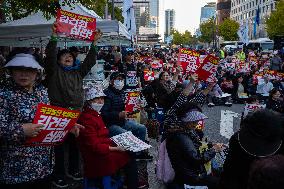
[56,9,96,41]
[177,48,201,73]
[26,104,80,145]
[125,91,141,122]
[196,54,219,82]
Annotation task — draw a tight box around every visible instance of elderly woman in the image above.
[77,85,138,188]
[0,54,52,188]
[165,101,223,189]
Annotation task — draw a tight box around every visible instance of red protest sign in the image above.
[195,120,205,131]
[196,54,219,82]
[56,9,96,41]
[151,59,163,69]
[177,48,201,73]
[125,91,141,121]
[236,61,250,73]
[26,104,80,145]
[144,70,155,81]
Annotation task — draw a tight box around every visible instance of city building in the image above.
[164,9,175,39]
[230,0,277,38]
[217,0,231,24]
[112,0,150,34]
[150,0,160,34]
[200,2,216,24]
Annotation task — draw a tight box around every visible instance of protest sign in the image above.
[126,71,139,87]
[26,104,80,145]
[144,70,155,81]
[177,48,201,73]
[111,131,151,152]
[56,9,96,41]
[151,59,163,69]
[225,62,236,70]
[243,104,266,117]
[236,61,250,73]
[125,91,141,122]
[196,54,219,82]
[195,120,205,131]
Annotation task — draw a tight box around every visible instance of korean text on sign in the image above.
[177,48,201,73]
[56,9,96,41]
[25,103,80,145]
[196,54,219,82]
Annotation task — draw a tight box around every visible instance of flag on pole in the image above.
[238,20,249,45]
[253,6,260,38]
[123,0,136,36]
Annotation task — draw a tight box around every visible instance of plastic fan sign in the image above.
[26,104,80,145]
[56,9,96,41]
[196,55,219,82]
[177,48,201,73]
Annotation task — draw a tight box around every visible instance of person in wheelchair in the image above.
[207,83,232,107]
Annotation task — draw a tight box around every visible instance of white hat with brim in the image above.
[85,85,106,101]
[4,53,43,71]
[181,111,208,123]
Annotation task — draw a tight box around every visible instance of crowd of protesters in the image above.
[1,22,284,189]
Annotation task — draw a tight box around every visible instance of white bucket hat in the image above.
[85,85,106,101]
[4,53,43,71]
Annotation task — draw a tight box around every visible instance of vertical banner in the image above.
[56,9,96,41]
[26,104,80,145]
[196,55,219,82]
[125,91,141,122]
[177,48,201,73]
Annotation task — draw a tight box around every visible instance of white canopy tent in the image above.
[0,3,131,47]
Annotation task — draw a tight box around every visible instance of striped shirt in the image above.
[164,92,206,130]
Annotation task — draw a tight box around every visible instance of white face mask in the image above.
[90,103,104,112]
[113,80,124,90]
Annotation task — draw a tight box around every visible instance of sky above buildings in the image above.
[160,0,216,35]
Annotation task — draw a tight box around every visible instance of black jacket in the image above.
[101,86,125,127]
[166,130,216,184]
[220,132,284,189]
[266,99,284,113]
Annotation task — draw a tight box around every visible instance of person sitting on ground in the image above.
[166,102,224,189]
[232,75,248,103]
[220,77,234,94]
[208,83,232,107]
[266,88,284,114]
[257,76,274,97]
[247,155,284,189]
[219,109,284,189]
[77,85,138,189]
[101,72,152,160]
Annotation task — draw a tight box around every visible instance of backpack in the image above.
[156,140,175,184]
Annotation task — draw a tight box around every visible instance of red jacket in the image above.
[77,107,130,178]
